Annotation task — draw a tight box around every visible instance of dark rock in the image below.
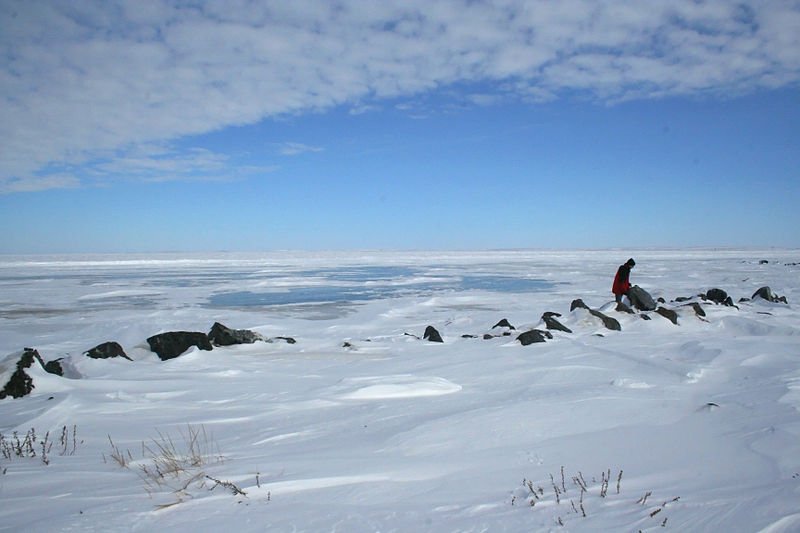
[541,313,572,333]
[542,311,562,319]
[25,348,69,378]
[273,336,297,344]
[492,319,515,330]
[738,297,750,303]
[628,285,657,311]
[722,296,738,308]
[684,302,706,317]
[589,309,621,331]
[342,341,353,348]
[706,288,728,304]
[570,299,589,311]
[1,348,40,399]
[516,329,552,346]
[85,341,132,361]
[615,302,635,314]
[657,297,666,304]
[207,322,264,346]
[759,260,769,264]
[43,359,65,376]
[423,326,443,343]
[753,286,774,300]
[461,334,477,339]
[752,286,787,304]
[571,300,621,330]
[655,307,679,325]
[674,296,693,303]
[640,313,652,320]
[483,334,494,340]
[146,331,213,361]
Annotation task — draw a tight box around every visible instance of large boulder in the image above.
[85,341,132,361]
[423,326,443,343]
[146,332,213,361]
[628,285,656,311]
[517,329,553,346]
[207,322,265,346]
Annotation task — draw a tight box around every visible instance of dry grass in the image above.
[107,424,235,506]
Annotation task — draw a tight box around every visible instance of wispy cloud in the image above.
[2,0,799,192]
[276,142,324,156]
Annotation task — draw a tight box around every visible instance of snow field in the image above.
[1,249,799,532]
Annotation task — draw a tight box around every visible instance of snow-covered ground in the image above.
[1,249,799,532]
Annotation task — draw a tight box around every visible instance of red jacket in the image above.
[612,264,632,295]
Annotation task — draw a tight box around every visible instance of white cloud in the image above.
[1,0,799,192]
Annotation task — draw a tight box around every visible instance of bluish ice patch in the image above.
[207,268,554,308]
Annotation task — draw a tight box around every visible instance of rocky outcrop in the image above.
[752,286,788,304]
[85,341,132,361]
[492,319,515,330]
[570,299,620,331]
[1,349,38,399]
[684,302,706,317]
[570,299,589,312]
[592,309,621,331]
[423,326,443,343]
[703,289,737,307]
[542,313,572,333]
[207,322,265,346]
[146,332,213,361]
[42,358,65,376]
[516,329,553,346]
[615,302,635,314]
[0,348,62,399]
[705,288,728,304]
[655,307,679,325]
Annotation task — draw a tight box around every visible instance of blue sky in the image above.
[1,1,799,253]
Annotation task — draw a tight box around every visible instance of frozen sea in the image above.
[1,249,799,532]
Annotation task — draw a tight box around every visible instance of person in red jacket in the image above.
[612,258,636,304]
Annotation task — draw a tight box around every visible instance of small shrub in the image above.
[0,425,79,468]
[513,466,679,528]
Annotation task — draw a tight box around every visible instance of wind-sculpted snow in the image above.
[1,249,799,532]
[337,375,462,400]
